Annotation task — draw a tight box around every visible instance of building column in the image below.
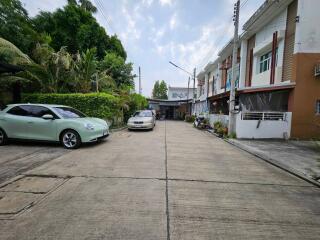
[239,40,247,88]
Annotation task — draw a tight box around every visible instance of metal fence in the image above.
[241,112,287,121]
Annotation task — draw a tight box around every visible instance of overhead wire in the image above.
[93,0,116,34]
[197,0,251,71]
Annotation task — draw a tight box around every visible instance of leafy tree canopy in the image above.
[100,52,135,88]
[152,80,168,99]
[0,0,41,54]
[32,1,126,60]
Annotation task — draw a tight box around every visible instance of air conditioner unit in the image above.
[315,63,320,77]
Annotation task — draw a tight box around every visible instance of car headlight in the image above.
[84,123,95,130]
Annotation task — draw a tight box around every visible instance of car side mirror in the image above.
[42,114,54,120]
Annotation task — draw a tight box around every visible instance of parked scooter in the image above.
[193,115,206,129]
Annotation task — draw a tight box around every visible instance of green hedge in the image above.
[124,93,148,122]
[22,93,121,120]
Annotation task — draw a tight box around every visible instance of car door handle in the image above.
[27,121,34,124]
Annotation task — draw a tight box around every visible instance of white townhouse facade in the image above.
[196,0,320,139]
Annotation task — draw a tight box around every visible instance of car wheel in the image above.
[0,129,8,146]
[61,130,81,149]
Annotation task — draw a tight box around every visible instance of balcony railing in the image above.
[241,112,287,121]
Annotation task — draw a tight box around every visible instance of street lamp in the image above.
[169,61,196,114]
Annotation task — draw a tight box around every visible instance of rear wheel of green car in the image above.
[0,129,8,146]
[61,130,81,149]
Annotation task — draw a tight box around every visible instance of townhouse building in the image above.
[196,0,320,139]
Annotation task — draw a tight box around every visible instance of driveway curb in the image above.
[110,126,128,132]
[224,138,320,188]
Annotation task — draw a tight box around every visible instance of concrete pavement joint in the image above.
[71,175,166,181]
[0,190,47,194]
[164,121,171,240]
[12,177,71,219]
[167,178,317,188]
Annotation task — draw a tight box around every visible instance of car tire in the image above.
[0,129,8,146]
[61,130,81,149]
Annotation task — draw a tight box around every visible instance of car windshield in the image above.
[54,107,86,119]
[133,111,152,117]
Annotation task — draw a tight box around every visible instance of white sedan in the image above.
[127,110,156,130]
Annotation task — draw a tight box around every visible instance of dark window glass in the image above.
[316,100,320,114]
[7,105,32,116]
[53,107,86,118]
[29,106,56,118]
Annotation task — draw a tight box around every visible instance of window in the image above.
[259,51,272,73]
[29,106,57,118]
[53,107,86,119]
[259,49,278,73]
[7,105,32,116]
[7,105,58,118]
[316,100,320,114]
[133,111,152,117]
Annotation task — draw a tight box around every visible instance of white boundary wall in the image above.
[209,114,229,127]
[235,112,292,139]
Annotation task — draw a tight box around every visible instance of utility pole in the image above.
[228,0,240,135]
[192,68,196,114]
[138,66,142,94]
[206,73,210,112]
[187,77,190,114]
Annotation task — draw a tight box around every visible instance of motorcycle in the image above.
[193,115,208,129]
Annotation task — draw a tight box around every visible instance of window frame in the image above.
[316,100,320,115]
[7,105,32,117]
[259,48,278,74]
[7,105,58,119]
[29,105,59,119]
[259,51,272,73]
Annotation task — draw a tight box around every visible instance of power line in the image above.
[197,0,251,70]
[93,0,116,34]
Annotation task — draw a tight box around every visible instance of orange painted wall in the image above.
[290,53,320,139]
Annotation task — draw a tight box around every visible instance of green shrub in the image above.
[228,132,237,139]
[22,93,121,121]
[216,126,228,137]
[185,114,196,123]
[213,121,223,131]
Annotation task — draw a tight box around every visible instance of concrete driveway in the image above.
[0,121,320,239]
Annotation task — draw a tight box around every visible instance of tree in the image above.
[0,38,31,65]
[152,80,168,99]
[79,0,97,13]
[32,2,126,60]
[100,52,135,88]
[73,48,97,93]
[0,0,40,55]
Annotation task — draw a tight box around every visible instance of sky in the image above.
[21,0,264,97]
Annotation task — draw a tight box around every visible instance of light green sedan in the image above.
[0,104,109,149]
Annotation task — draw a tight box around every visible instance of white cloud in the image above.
[119,3,142,43]
[142,0,154,7]
[159,0,172,7]
[169,13,178,30]
[154,21,234,71]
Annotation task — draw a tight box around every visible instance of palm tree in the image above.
[30,44,74,93]
[73,48,97,93]
[0,38,35,87]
